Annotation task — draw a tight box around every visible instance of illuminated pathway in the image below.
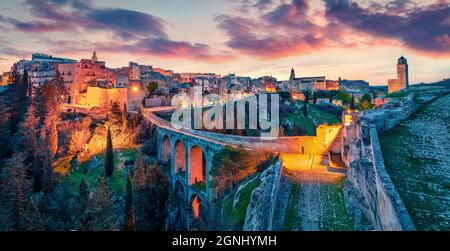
[278,153,353,231]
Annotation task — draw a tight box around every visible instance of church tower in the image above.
[92,50,98,62]
[397,56,409,91]
[289,68,295,81]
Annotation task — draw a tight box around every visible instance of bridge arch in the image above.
[162,135,171,162]
[189,145,206,187]
[190,193,205,220]
[174,140,186,175]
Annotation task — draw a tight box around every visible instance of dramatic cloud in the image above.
[0,0,229,61]
[83,8,167,39]
[217,0,450,58]
[216,0,329,58]
[325,0,450,56]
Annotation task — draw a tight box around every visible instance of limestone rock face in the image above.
[243,160,281,231]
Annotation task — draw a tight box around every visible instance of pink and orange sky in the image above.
[0,0,449,85]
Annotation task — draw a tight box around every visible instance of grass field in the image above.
[62,148,137,195]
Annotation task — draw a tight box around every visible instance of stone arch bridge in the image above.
[142,107,343,218]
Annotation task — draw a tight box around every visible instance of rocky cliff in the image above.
[243,160,282,231]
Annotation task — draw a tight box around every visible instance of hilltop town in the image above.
[0,50,449,232]
[1,51,399,112]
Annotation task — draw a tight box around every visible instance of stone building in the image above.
[287,68,325,92]
[388,56,409,94]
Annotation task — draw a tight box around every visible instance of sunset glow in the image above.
[0,0,448,85]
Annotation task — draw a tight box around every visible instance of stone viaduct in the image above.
[142,107,343,219]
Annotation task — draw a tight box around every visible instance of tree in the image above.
[21,196,44,231]
[104,127,114,177]
[93,177,116,230]
[327,90,337,103]
[138,165,169,230]
[34,73,66,122]
[133,150,146,230]
[70,154,78,172]
[36,127,55,194]
[337,91,351,105]
[122,103,128,132]
[10,71,22,134]
[41,141,56,195]
[0,202,13,230]
[146,82,159,96]
[46,178,77,230]
[360,93,373,110]
[43,114,58,158]
[350,94,355,110]
[19,103,39,170]
[22,69,29,99]
[33,146,43,193]
[123,171,136,231]
[1,153,30,229]
[77,176,93,231]
[302,89,311,117]
[312,91,318,104]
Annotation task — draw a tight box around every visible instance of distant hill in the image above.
[412,79,450,87]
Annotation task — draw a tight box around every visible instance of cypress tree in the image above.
[122,103,127,132]
[312,92,317,104]
[79,177,89,203]
[78,176,92,231]
[104,127,114,177]
[42,143,55,195]
[350,94,355,110]
[70,154,78,172]
[22,69,29,98]
[303,101,308,117]
[37,127,55,194]
[302,89,311,117]
[123,171,135,231]
[93,177,116,230]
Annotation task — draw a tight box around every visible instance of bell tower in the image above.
[397,56,409,91]
[92,50,98,63]
[289,68,295,81]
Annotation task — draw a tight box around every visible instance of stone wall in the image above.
[243,159,282,231]
[183,125,342,155]
[78,86,128,109]
[343,96,418,230]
